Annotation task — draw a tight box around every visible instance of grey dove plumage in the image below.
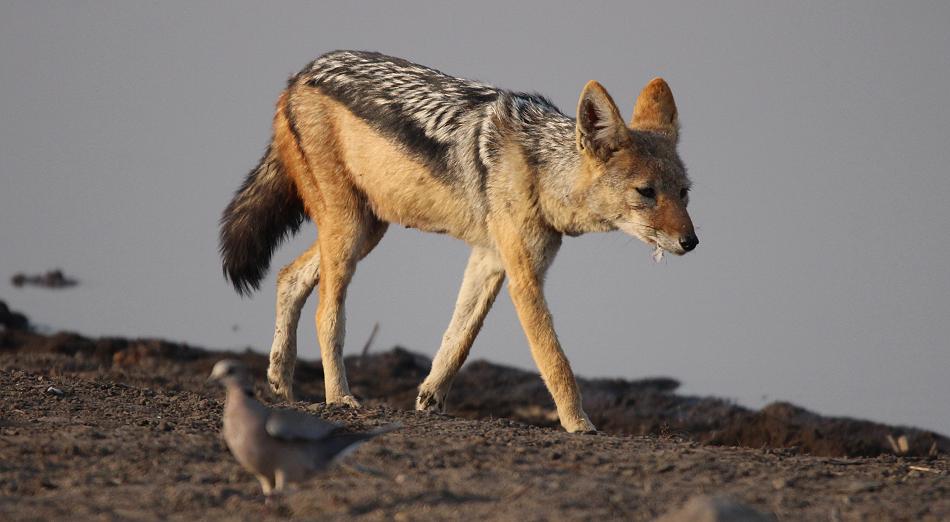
[208,359,394,498]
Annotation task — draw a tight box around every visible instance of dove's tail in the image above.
[327,424,401,464]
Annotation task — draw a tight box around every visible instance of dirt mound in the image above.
[0,301,29,331]
[1,360,948,521]
[2,327,945,458]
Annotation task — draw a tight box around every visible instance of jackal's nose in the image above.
[679,233,699,252]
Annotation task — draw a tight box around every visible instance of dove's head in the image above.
[208,359,253,389]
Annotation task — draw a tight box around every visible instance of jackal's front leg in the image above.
[491,221,595,433]
[417,246,505,412]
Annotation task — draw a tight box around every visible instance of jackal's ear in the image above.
[630,78,678,142]
[576,81,628,162]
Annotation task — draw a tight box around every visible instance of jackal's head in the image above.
[575,79,697,256]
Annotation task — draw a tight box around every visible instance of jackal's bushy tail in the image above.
[219,143,306,295]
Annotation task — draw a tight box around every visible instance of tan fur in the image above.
[631,78,679,137]
[304,94,490,246]
[416,246,505,412]
[484,139,593,430]
[267,241,320,401]
[260,76,694,433]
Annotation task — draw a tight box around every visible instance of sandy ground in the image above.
[1,342,948,521]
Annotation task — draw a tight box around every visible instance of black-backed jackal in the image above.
[220,51,697,432]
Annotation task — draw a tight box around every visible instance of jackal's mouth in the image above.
[659,240,688,256]
[615,221,686,257]
[616,221,659,248]
[654,233,691,256]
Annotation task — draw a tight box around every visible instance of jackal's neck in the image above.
[534,128,614,236]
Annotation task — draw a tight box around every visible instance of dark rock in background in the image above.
[10,269,79,289]
[0,300,29,331]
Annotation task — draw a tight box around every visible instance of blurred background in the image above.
[1,2,948,434]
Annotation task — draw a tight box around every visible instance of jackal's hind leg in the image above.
[268,242,321,401]
[417,247,505,412]
[316,215,387,407]
[268,220,386,403]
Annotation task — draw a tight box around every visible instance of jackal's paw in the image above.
[267,372,295,402]
[562,414,597,434]
[415,390,445,413]
[327,395,362,408]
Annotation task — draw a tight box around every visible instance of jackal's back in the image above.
[291,51,574,187]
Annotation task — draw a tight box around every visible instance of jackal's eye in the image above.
[680,188,689,199]
[635,187,656,199]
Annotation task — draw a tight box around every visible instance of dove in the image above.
[208,359,393,499]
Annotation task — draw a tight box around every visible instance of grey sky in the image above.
[2,2,948,434]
